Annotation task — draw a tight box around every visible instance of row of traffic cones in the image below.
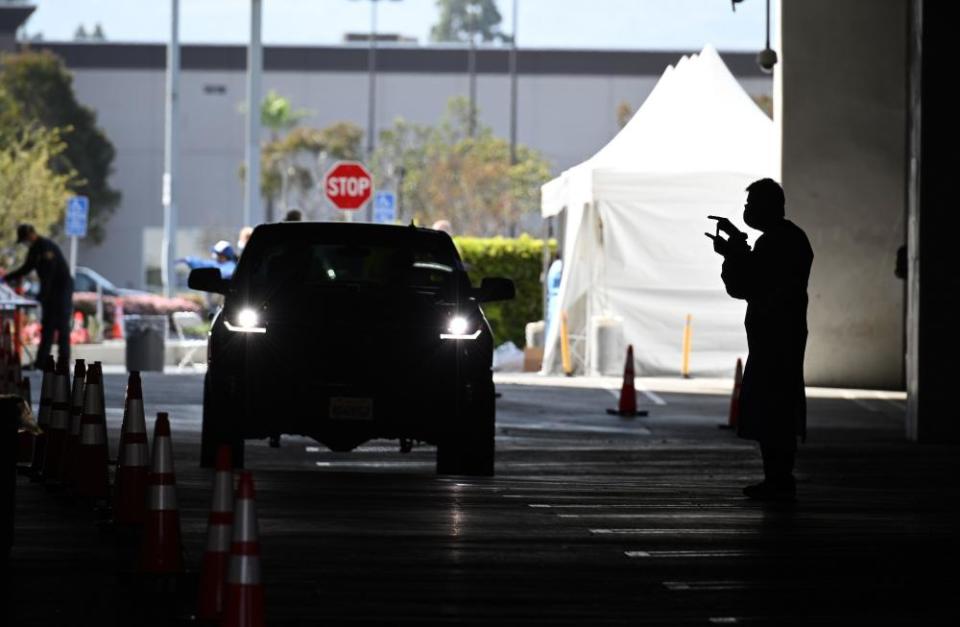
[198,446,264,626]
[14,358,265,625]
[604,345,743,427]
[24,356,112,503]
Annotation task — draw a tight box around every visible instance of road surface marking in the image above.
[625,550,754,558]
[607,388,666,406]
[559,513,760,520]
[591,528,752,535]
[529,503,737,509]
[663,581,753,591]
[842,393,880,412]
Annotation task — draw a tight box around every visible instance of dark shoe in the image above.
[742,480,796,502]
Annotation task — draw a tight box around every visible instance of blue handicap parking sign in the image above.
[64,195,89,238]
[372,191,396,224]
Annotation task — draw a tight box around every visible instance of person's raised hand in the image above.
[705,232,729,256]
[707,215,744,238]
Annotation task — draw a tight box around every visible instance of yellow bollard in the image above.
[560,311,573,376]
[681,314,692,379]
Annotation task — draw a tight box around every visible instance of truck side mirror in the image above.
[188,268,227,294]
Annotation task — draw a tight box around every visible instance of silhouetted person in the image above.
[2,225,74,368]
[707,179,813,501]
[283,209,303,222]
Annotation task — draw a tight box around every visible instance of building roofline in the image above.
[16,42,768,77]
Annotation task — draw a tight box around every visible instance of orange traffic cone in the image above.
[198,445,235,621]
[111,300,124,340]
[114,371,149,525]
[60,359,86,487]
[29,356,56,477]
[222,471,264,627]
[75,362,110,501]
[16,378,34,466]
[40,357,71,483]
[719,358,743,430]
[141,412,183,574]
[606,345,648,417]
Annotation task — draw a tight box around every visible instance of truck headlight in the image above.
[440,315,481,340]
[224,307,266,334]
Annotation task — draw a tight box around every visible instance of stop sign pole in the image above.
[324,161,373,221]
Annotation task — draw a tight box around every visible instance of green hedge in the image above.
[455,234,556,346]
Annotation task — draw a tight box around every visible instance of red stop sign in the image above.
[324,161,373,211]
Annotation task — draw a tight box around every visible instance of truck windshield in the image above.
[242,242,457,290]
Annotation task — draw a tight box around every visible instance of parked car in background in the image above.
[73,266,151,297]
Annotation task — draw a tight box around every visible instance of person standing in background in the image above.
[1,224,74,368]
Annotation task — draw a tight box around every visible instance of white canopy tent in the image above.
[540,45,775,377]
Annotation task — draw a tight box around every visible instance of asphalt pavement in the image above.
[4,371,957,625]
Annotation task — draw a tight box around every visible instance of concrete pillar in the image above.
[905,1,960,443]
[779,0,908,389]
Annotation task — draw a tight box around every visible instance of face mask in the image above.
[743,204,763,230]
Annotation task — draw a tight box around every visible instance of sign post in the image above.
[323,161,373,221]
[64,195,89,277]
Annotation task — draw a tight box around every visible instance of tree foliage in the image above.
[0,88,77,250]
[260,121,363,214]
[455,234,556,346]
[0,50,120,242]
[430,0,510,43]
[260,89,309,138]
[372,97,551,236]
[240,90,362,218]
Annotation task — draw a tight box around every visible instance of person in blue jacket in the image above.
[545,253,563,339]
[177,240,238,280]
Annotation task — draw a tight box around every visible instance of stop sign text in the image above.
[324,161,373,211]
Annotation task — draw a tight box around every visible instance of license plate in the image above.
[329,397,373,421]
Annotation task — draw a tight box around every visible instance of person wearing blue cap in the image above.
[176,240,238,280]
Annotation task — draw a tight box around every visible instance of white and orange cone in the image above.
[59,359,86,487]
[75,362,110,501]
[719,358,743,430]
[222,471,264,627]
[141,412,183,574]
[114,371,149,525]
[40,357,71,483]
[29,355,56,476]
[111,300,124,340]
[606,345,648,417]
[197,445,235,621]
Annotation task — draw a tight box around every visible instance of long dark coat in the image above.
[720,220,813,446]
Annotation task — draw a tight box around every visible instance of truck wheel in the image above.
[200,374,245,468]
[436,383,495,477]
